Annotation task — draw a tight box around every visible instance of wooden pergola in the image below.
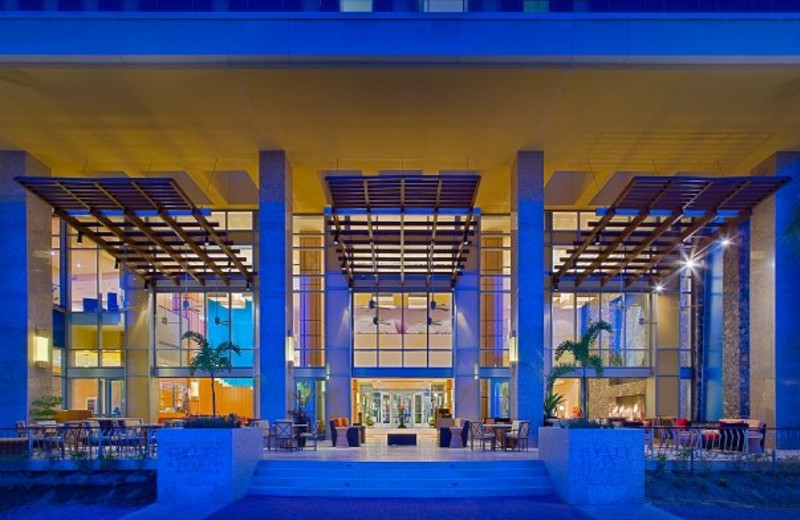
[553,176,789,289]
[17,176,253,287]
[325,174,480,289]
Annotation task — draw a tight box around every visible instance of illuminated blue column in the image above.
[702,248,724,421]
[0,151,52,428]
[751,152,800,446]
[454,270,479,421]
[258,150,292,421]
[511,151,544,444]
[324,242,352,424]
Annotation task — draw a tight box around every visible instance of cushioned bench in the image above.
[387,433,417,446]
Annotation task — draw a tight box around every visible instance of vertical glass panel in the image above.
[552,293,576,363]
[624,293,650,367]
[377,293,401,350]
[481,291,508,367]
[552,212,579,231]
[403,293,427,353]
[576,293,600,336]
[227,212,253,230]
[230,293,254,368]
[206,292,230,351]
[601,293,624,366]
[98,250,120,312]
[353,293,377,350]
[429,292,452,345]
[70,378,99,415]
[156,292,182,367]
[52,348,63,401]
[71,248,97,312]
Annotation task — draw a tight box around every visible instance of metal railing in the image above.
[0,423,158,461]
[641,425,800,470]
[3,0,800,14]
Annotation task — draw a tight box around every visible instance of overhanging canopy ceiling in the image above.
[326,174,480,289]
[553,175,789,289]
[17,176,252,286]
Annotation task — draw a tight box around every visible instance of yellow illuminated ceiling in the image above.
[1,66,799,212]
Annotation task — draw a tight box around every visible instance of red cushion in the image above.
[676,418,689,427]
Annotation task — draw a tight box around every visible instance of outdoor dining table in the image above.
[483,423,513,450]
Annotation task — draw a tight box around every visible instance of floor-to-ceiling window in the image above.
[353,292,453,368]
[292,216,325,367]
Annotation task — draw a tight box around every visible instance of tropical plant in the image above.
[30,396,62,422]
[184,413,241,429]
[183,331,241,418]
[543,391,565,419]
[554,320,612,420]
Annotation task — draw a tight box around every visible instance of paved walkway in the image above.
[206,496,594,520]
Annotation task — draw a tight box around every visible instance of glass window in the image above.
[552,212,579,231]
[158,377,254,421]
[71,248,97,313]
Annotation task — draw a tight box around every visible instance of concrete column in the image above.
[0,151,52,428]
[123,271,156,422]
[258,151,293,421]
[454,271,479,421]
[511,151,544,443]
[751,152,800,444]
[324,241,351,424]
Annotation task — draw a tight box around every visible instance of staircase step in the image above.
[249,459,553,498]
[252,476,552,489]
[248,485,555,498]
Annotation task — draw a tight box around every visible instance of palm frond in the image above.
[182,331,209,349]
[546,362,577,393]
[555,340,579,361]
[586,354,604,377]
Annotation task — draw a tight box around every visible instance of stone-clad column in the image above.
[510,151,544,444]
[751,152,800,446]
[258,151,293,421]
[722,222,750,419]
[0,151,52,428]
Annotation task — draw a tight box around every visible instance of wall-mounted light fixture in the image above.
[473,362,479,381]
[189,380,200,399]
[325,363,331,381]
[508,331,518,364]
[285,332,296,364]
[33,335,49,368]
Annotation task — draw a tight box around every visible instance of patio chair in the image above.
[469,422,496,451]
[252,420,275,450]
[273,420,297,451]
[299,420,322,451]
[505,421,530,451]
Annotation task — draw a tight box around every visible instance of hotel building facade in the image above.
[1,1,799,446]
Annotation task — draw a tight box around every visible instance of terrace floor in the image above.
[261,427,540,461]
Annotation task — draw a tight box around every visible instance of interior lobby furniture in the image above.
[387,432,417,446]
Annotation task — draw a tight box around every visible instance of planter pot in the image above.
[538,427,644,505]
[157,427,261,504]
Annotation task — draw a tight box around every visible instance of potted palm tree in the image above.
[553,320,611,420]
[184,331,241,418]
[538,320,645,505]
[156,331,260,506]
